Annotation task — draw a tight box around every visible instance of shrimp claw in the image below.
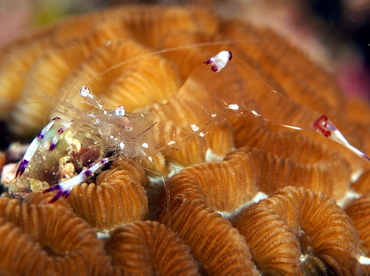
[49,120,74,151]
[203,51,370,161]
[203,50,232,72]
[44,158,110,203]
[16,117,61,177]
[314,115,370,160]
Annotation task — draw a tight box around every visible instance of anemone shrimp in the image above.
[6,45,369,203]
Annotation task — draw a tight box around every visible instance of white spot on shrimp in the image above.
[228,104,239,110]
[250,110,260,117]
[190,124,199,131]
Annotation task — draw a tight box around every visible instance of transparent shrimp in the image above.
[12,49,370,203]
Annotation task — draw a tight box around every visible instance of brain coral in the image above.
[1,4,370,276]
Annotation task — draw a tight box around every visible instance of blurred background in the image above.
[0,0,369,100]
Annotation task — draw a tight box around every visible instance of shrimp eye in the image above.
[79,86,91,97]
[115,106,126,117]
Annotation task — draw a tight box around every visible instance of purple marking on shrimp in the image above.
[49,120,74,151]
[36,131,45,140]
[228,51,233,60]
[44,184,70,202]
[15,159,29,177]
[43,185,63,203]
[62,190,70,198]
[43,185,61,193]
[36,118,59,139]
[49,143,56,151]
[84,170,93,178]
[363,154,370,161]
[203,51,232,73]
[49,191,63,203]
[48,127,65,151]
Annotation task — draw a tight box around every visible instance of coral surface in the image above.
[1,5,370,276]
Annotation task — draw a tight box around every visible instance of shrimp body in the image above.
[13,50,370,202]
[76,86,159,160]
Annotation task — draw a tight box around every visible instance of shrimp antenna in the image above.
[0,50,86,124]
[83,40,243,87]
[59,42,117,110]
[126,122,158,140]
